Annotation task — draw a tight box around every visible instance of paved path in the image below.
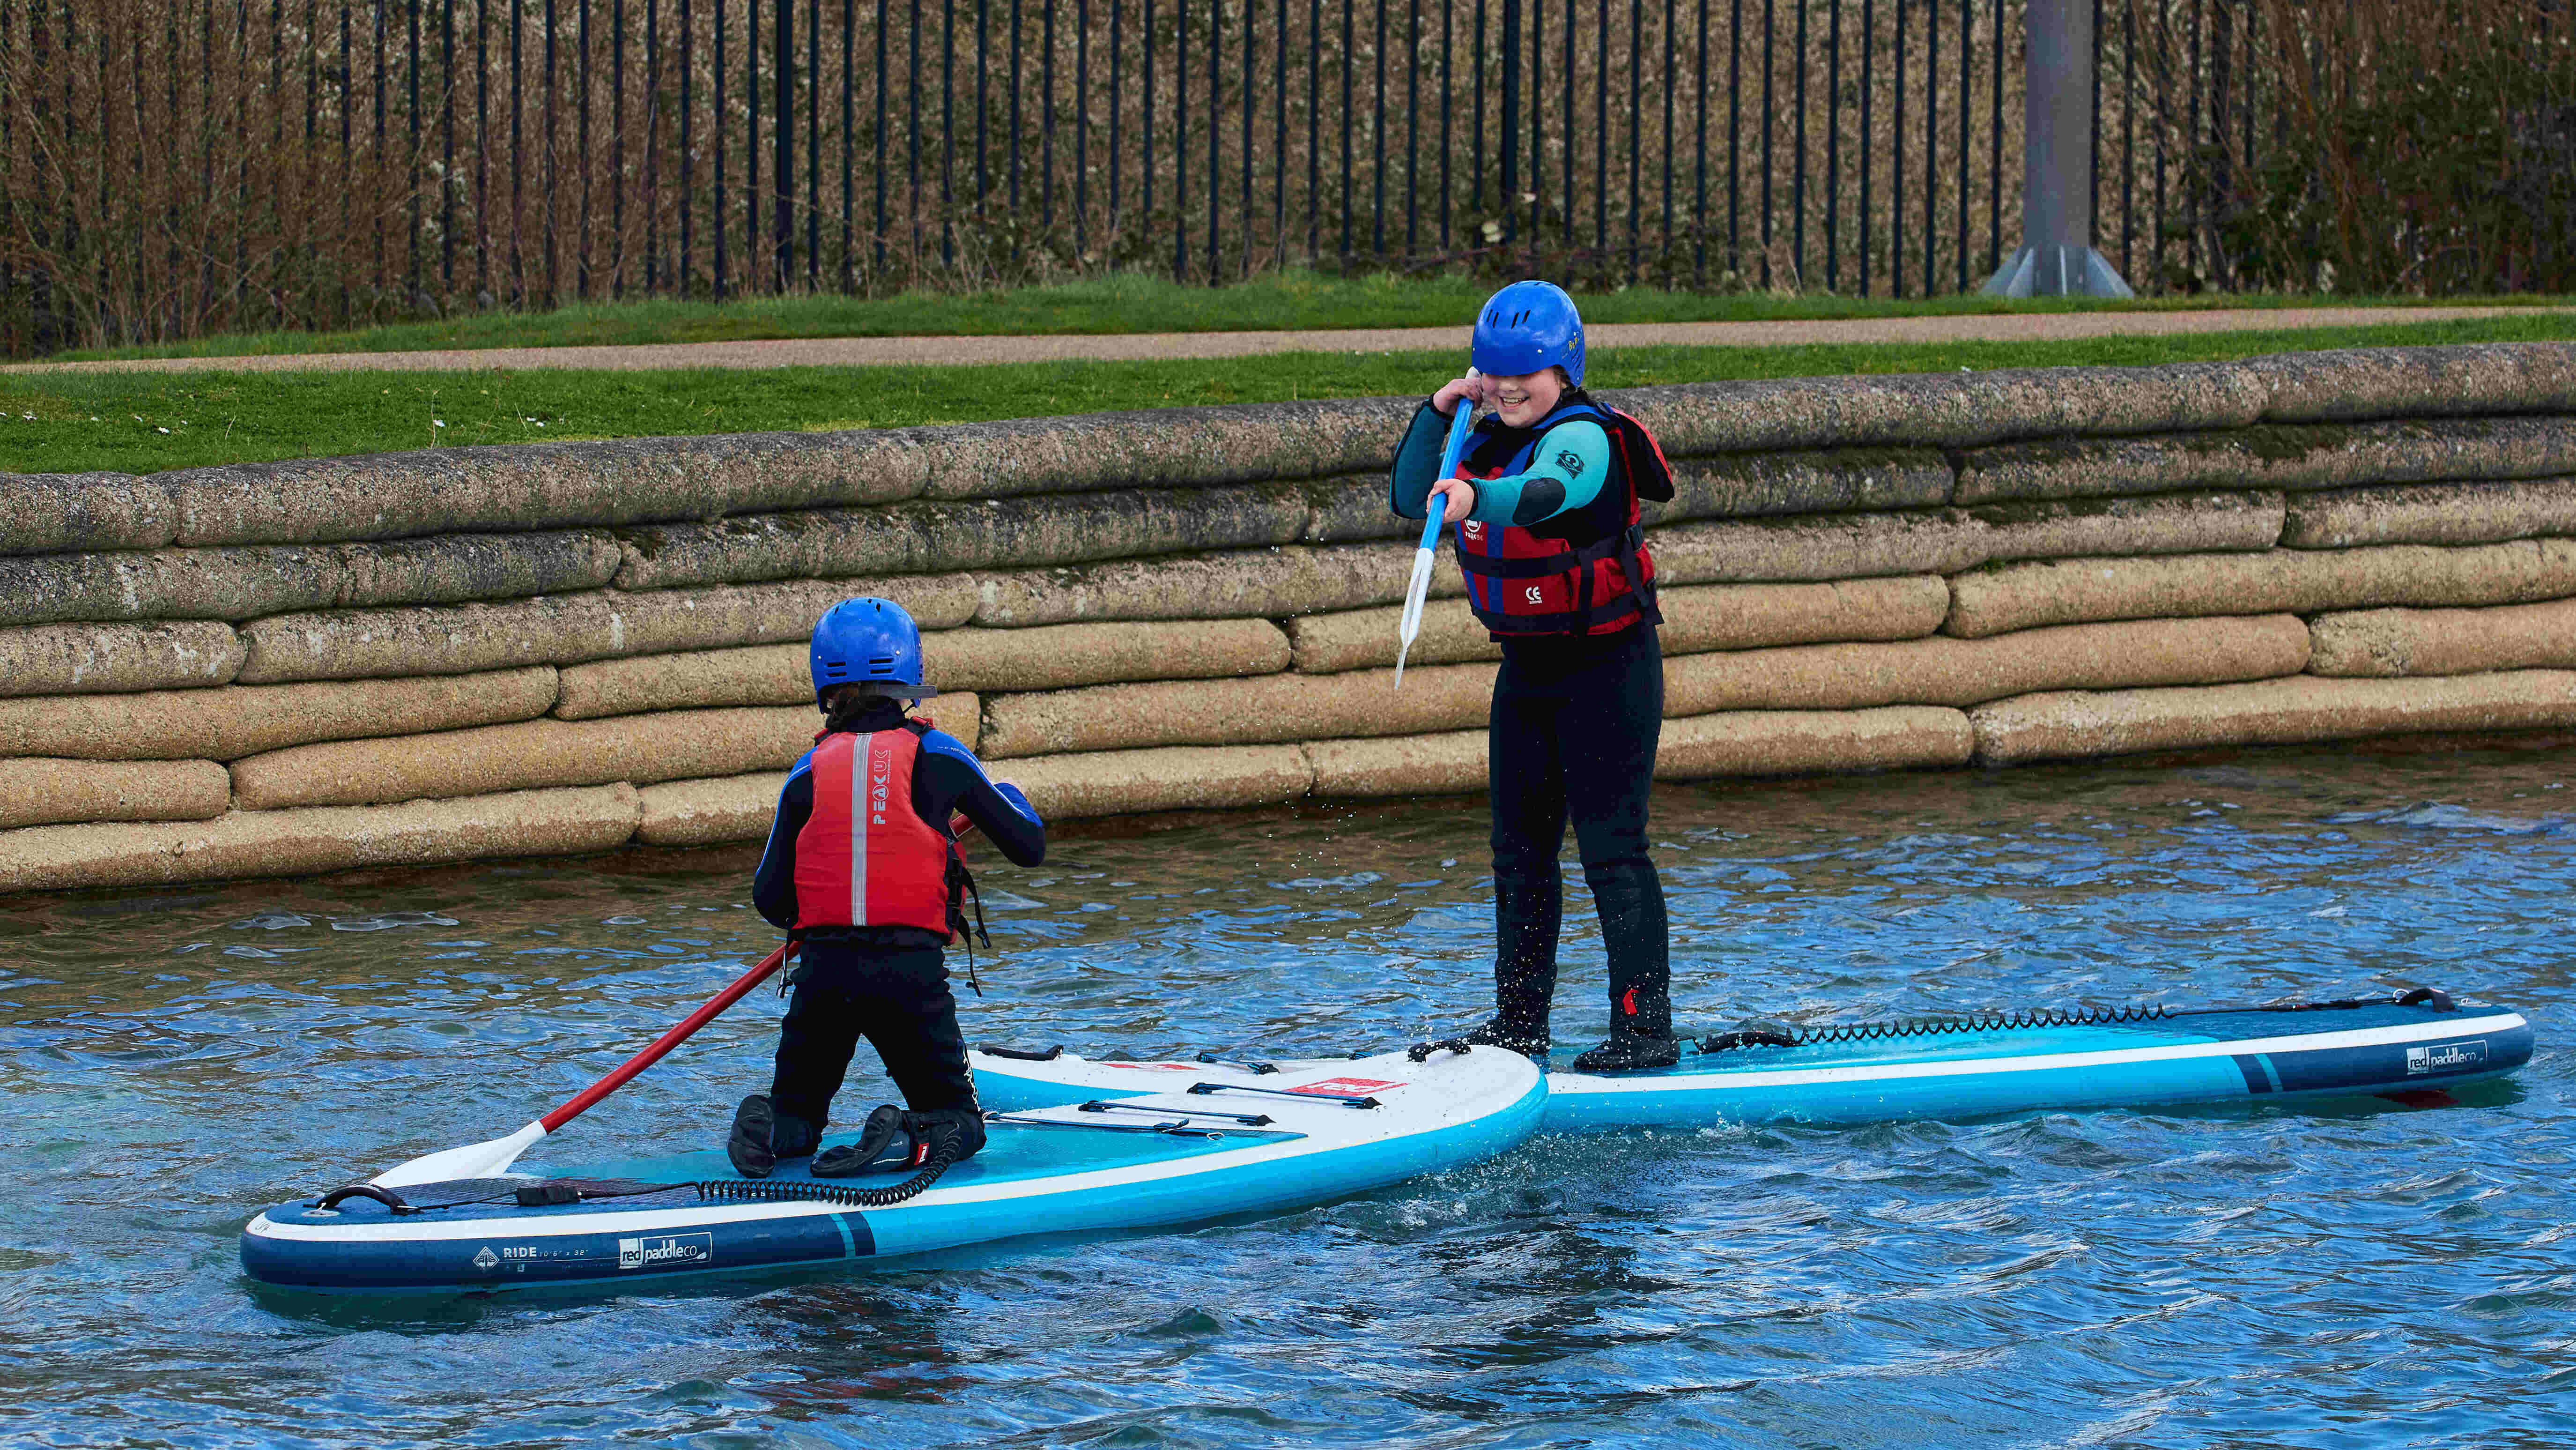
[7,305,2564,375]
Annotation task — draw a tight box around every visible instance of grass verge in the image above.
[8,313,2575,476]
[46,269,2576,362]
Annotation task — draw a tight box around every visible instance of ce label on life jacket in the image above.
[1525,586,1544,604]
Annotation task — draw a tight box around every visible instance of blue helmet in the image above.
[1471,280,1585,387]
[809,597,936,701]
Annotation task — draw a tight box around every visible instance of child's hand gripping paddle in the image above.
[369,942,797,1187]
[1396,389,1479,688]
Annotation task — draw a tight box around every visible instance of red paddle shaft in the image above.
[538,942,797,1134]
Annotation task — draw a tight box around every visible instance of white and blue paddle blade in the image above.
[1396,398,1478,690]
[1395,540,1438,687]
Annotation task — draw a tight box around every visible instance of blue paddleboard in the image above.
[971,993,2532,1135]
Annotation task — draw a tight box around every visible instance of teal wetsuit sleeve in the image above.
[1387,400,1453,520]
[1464,420,1612,527]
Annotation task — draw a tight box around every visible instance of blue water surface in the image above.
[1,735,2570,1447]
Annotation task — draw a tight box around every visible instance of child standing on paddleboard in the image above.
[734,596,1047,1177]
[1389,280,1681,1071]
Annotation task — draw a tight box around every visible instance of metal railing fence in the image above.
[0,0,2397,353]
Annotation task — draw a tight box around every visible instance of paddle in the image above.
[370,941,798,1188]
[1395,380,1479,688]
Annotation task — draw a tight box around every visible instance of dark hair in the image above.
[821,685,910,733]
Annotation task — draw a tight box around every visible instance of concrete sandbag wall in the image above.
[6,342,2576,893]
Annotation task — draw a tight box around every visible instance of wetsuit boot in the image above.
[1464,881,1561,1056]
[726,1094,823,1178]
[727,1095,778,1178]
[1572,858,1681,1072]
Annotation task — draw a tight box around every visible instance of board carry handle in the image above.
[1195,1051,1282,1075]
[1696,1029,1801,1053]
[1187,1081,1380,1109]
[985,1111,1224,1138]
[1080,1099,1274,1127]
[316,1183,418,1215]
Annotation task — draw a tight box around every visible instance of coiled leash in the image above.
[693,1161,953,1209]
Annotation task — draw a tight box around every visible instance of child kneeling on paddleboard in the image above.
[735,596,1047,1178]
[1390,280,1683,1071]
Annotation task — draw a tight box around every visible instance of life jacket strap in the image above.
[1454,524,1641,580]
[945,843,991,998]
[1477,587,1651,634]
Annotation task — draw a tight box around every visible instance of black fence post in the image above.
[1726,0,1738,278]
[1923,0,1936,296]
[1109,0,1121,231]
[1144,0,1155,242]
[1757,0,1771,287]
[577,0,589,299]
[645,0,658,293]
[479,0,492,301]
[1338,0,1351,263]
[1954,0,1968,293]
[1792,0,1806,287]
[408,0,422,308]
[1498,0,1515,247]
[1695,0,1708,284]
[616,0,631,297]
[1176,0,1189,283]
[714,0,727,298]
[683,0,697,294]
[1307,0,1318,258]
[1825,0,1840,293]
[775,0,792,292]
[1892,0,1905,297]
[872,0,885,284]
[442,0,455,297]
[1858,0,1871,296]
[1370,0,1383,260]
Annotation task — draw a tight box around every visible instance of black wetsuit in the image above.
[1390,395,1672,1047]
[1487,625,1669,1041]
[752,699,1045,1132]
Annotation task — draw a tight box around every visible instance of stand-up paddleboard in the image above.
[241,1045,1543,1294]
[971,991,2532,1136]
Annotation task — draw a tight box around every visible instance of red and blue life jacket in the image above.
[1451,398,1674,637]
[793,721,962,939]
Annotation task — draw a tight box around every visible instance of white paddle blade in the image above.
[1394,547,1436,690]
[370,1119,548,1188]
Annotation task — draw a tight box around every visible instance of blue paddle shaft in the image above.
[1423,402,1476,547]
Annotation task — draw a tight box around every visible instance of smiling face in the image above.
[1488,368,1565,428]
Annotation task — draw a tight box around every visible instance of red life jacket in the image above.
[1452,399,1673,637]
[793,722,959,939]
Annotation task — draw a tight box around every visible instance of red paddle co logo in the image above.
[617,1232,714,1270]
[2405,1040,2487,1075]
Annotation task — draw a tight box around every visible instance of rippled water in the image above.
[4,735,2573,1447]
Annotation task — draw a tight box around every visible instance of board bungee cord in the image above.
[1678,988,2463,1055]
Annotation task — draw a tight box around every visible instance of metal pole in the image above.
[1499,0,1515,247]
[715,0,727,298]
[773,0,793,290]
[1981,0,2128,294]
[775,0,792,291]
